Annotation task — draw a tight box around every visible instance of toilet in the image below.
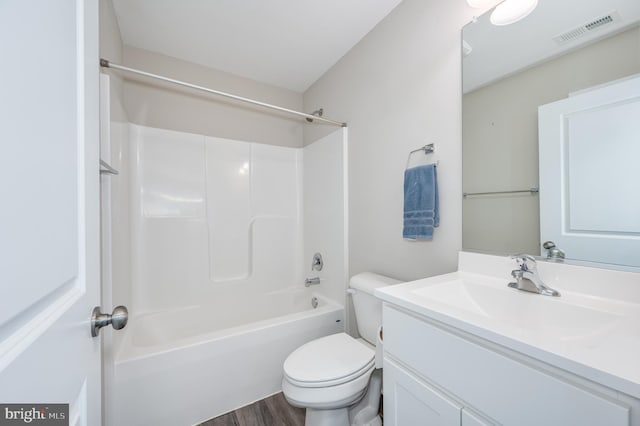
[282,272,401,426]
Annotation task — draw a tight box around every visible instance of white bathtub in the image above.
[110,288,344,426]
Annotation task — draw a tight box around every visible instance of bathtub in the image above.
[110,288,344,426]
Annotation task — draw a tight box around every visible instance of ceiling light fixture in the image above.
[489,0,538,26]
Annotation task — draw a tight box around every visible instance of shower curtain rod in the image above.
[100,59,347,127]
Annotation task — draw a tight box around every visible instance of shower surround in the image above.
[131,124,305,312]
[103,122,348,425]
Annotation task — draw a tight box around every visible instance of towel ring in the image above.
[406,143,438,170]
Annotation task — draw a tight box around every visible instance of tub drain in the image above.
[311,297,318,309]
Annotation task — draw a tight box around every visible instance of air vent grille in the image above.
[585,15,614,31]
[553,11,621,45]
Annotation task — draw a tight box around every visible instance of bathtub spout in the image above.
[305,277,321,287]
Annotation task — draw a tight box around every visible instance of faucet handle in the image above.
[311,253,323,271]
[543,241,565,260]
[510,254,537,272]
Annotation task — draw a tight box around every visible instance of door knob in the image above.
[91,305,128,337]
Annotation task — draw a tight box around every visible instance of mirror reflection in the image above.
[462,0,640,268]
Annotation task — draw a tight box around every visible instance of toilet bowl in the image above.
[282,273,400,426]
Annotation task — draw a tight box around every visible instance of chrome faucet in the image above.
[305,277,321,287]
[508,254,560,297]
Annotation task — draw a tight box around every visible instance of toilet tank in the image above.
[350,272,401,345]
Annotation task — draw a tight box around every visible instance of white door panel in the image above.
[0,0,79,327]
[0,0,101,423]
[538,75,640,267]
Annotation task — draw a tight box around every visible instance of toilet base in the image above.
[350,369,383,426]
[305,407,349,426]
[304,407,382,426]
[302,369,383,426]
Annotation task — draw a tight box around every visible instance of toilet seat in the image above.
[283,333,375,388]
[282,365,375,410]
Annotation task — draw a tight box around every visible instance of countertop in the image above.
[375,252,640,399]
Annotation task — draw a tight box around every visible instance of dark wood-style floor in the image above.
[198,393,305,426]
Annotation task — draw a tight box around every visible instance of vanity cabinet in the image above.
[382,304,635,426]
[385,358,493,425]
[384,358,461,425]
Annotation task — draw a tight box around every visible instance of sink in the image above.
[411,276,623,341]
[374,252,640,399]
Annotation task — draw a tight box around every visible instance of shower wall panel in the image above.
[302,129,348,310]
[129,124,302,314]
[245,143,302,293]
[205,138,251,282]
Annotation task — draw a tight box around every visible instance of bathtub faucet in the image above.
[305,277,321,287]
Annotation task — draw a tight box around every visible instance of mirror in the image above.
[462,0,640,268]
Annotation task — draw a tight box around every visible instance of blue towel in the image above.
[403,164,439,240]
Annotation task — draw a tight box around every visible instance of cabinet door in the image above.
[384,305,630,426]
[384,358,461,426]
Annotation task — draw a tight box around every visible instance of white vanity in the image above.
[376,252,640,425]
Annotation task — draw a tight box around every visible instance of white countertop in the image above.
[375,252,640,399]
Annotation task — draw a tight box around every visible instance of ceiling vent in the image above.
[553,11,621,45]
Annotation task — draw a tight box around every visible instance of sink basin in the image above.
[411,276,623,341]
[374,252,640,399]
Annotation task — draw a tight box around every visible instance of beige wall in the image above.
[463,27,640,256]
[304,0,477,281]
[122,46,305,148]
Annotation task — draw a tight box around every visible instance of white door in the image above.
[538,75,640,268]
[0,0,101,424]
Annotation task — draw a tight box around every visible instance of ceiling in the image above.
[112,0,403,93]
[463,0,640,93]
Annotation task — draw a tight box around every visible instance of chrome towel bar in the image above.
[463,188,539,198]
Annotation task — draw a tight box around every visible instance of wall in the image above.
[303,0,477,281]
[122,46,305,148]
[463,26,640,255]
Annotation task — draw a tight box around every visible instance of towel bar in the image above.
[463,188,539,198]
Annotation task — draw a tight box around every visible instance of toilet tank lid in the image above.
[349,272,401,294]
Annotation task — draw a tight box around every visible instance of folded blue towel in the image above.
[403,164,439,240]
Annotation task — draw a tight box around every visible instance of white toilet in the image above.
[282,272,400,426]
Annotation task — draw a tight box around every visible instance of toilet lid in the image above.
[283,333,375,388]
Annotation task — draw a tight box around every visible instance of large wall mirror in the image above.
[462,0,640,269]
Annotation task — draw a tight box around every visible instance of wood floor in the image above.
[198,393,305,426]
